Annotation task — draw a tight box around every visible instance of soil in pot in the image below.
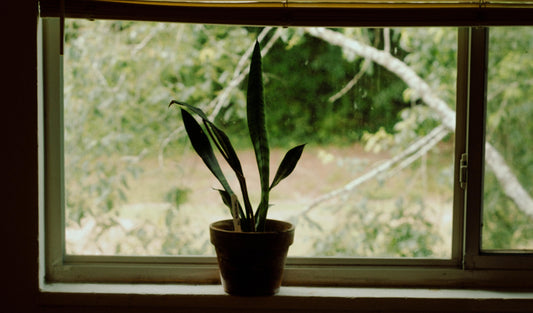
[210,219,294,296]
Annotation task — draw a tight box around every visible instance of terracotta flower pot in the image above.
[209,219,295,296]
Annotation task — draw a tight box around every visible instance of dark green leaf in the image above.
[247,41,270,184]
[171,100,254,224]
[170,100,244,176]
[180,109,234,198]
[206,122,244,176]
[216,188,232,208]
[270,144,306,190]
[216,189,252,231]
[169,100,209,120]
[247,41,270,231]
[207,123,255,226]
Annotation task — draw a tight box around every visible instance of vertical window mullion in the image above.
[43,17,66,281]
[463,27,489,269]
[453,28,469,265]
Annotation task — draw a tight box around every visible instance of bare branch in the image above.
[299,125,449,217]
[384,126,449,179]
[384,28,391,53]
[485,143,533,217]
[328,58,371,103]
[131,28,157,57]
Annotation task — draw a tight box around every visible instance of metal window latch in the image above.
[460,153,468,189]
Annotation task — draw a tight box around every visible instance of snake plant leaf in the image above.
[180,109,238,210]
[247,41,270,231]
[170,100,244,176]
[208,124,255,228]
[247,41,269,187]
[169,100,209,120]
[270,144,306,191]
[255,200,272,232]
[216,188,246,223]
[171,100,254,226]
[217,188,232,208]
[206,122,244,176]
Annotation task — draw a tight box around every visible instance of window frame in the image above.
[463,26,533,271]
[40,14,533,289]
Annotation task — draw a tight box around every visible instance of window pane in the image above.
[483,27,533,251]
[64,20,456,258]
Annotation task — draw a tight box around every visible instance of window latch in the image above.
[460,153,468,189]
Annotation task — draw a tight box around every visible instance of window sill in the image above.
[39,283,533,313]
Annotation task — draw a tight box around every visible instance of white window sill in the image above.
[39,283,533,312]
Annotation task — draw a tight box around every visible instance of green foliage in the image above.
[482,27,533,249]
[164,187,190,209]
[483,172,533,249]
[263,31,409,146]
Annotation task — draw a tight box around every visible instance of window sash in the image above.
[41,17,533,287]
[39,0,533,26]
[462,27,533,270]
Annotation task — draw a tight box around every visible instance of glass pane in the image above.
[483,27,533,251]
[64,20,456,258]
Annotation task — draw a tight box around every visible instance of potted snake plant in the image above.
[169,41,305,296]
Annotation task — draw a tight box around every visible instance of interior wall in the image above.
[2,1,39,312]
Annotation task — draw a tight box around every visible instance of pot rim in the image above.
[210,219,294,234]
